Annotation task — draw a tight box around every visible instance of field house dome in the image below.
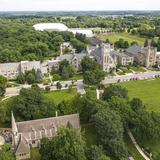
[33,23,69,32]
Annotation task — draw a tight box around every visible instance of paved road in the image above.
[128,130,150,160]
[5,80,83,97]
[102,71,160,84]
[5,71,160,97]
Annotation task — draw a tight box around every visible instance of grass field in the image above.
[43,88,77,104]
[97,32,147,46]
[120,79,160,157]
[120,79,160,113]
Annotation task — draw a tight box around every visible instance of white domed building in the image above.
[33,23,69,32]
[33,23,93,37]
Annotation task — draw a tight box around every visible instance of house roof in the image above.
[126,45,142,55]
[15,114,80,155]
[86,37,103,46]
[16,114,80,134]
[16,139,30,154]
[57,54,86,62]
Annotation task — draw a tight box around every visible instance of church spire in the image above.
[11,111,18,133]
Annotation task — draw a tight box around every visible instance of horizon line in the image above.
[0,10,160,12]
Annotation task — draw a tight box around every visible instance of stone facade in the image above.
[12,112,80,160]
[0,53,85,79]
[88,43,134,72]
[126,45,157,67]
[0,44,159,80]
[0,61,40,79]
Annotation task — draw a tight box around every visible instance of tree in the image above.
[0,144,15,160]
[26,72,36,84]
[71,38,86,53]
[83,69,105,85]
[86,145,111,160]
[108,97,132,127]
[61,65,76,79]
[131,41,138,46]
[59,59,69,74]
[0,75,7,97]
[92,108,128,159]
[105,39,110,44]
[103,85,128,101]
[129,98,160,140]
[16,73,25,84]
[75,33,87,43]
[81,57,105,85]
[124,41,129,48]
[151,38,157,47]
[40,127,86,160]
[56,82,62,90]
[36,69,43,81]
[144,39,149,47]
[11,87,56,121]
[81,56,99,73]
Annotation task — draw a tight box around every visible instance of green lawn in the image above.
[130,66,146,73]
[82,123,97,147]
[97,32,147,46]
[30,149,41,160]
[43,88,77,105]
[119,67,132,74]
[82,123,144,159]
[120,79,160,113]
[119,79,160,157]
[85,86,97,99]
[68,73,83,80]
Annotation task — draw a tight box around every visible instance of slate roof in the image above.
[86,37,103,46]
[110,51,131,58]
[15,114,80,155]
[57,54,86,62]
[16,139,30,154]
[126,45,143,55]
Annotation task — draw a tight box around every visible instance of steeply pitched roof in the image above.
[57,54,86,62]
[16,114,80,134]
[16,138,30,154]
[15,114,80,155]
[126,45,142,55]
[86,37,103,46]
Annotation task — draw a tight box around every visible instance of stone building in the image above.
[56,53,86,71]
[0,61,41,79]
[12,112,80,160]
[126,45,157,67]
[89,43,134,72]
[112,51,134,66]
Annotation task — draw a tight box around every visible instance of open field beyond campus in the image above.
[96,32,149,46]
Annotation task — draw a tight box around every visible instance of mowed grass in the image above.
[97,32,147,46]
[43,88,77,105]
[120,79,160,113]
[116,79,160,158]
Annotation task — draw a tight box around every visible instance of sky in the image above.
[0,0,160,11]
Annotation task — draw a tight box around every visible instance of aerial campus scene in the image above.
[1,0,160,160]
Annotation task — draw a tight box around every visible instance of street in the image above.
[5,71,160,97]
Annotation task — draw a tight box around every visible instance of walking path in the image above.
[127,129,150,160]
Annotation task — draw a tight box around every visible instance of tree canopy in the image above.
[40,127,86,160]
